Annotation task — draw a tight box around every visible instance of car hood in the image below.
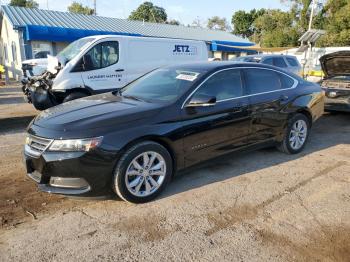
[320,51,350,78]
[33,93,161,131]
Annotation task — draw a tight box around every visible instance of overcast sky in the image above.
[4,0,289,25]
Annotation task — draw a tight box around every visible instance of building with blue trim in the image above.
[0,5,254,79]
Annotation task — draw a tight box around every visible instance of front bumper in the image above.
[24,146,118,197]
[323,88,350,112]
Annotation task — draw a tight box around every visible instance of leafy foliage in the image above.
[253,9,299,47]
[166,19,181,26]
[10,0,38,8]
[207,16,231,31]
[129,2,167,23]
[232,9,266,38]
[231,0,349,47]
[317,0,350,46]
[67,2,94,15]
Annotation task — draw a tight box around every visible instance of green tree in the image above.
[281,0,312,30]
[10,0,38,8]
[232,9,266,38]
[253,9,299,47]
[129,2,167,23]
[207,16,230,31]
[318,0,350,46]
[166,19,180,26]
[68,1,94,15]
[191,18,203,28]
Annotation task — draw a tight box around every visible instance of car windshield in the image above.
[120,68,205,103]
[57,38,95,63]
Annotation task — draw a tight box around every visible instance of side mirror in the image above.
[186,94,216,107]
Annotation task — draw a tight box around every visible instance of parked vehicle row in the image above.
[24,62,324,203]
[231,54,303,76]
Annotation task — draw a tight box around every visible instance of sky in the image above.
[4,0,290,25]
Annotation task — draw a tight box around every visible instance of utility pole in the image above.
[93,0,97,15]
[308,0,317,30]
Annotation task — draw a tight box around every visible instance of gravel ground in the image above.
[0,86,349,261]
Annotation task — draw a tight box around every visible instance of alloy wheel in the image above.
[125,151,166,197]
[289,119,308,150]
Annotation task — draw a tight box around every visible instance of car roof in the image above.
[240,54,297,59]
[164,61,292,74]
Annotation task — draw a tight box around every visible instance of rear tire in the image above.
[277,113,310,154]
[113,141,173,203]
[63,92,88,103]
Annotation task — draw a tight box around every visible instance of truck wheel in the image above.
[63,92,88,103]
[113,141,173,203]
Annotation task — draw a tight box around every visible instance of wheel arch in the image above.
[118,135,178,175]
[295,108,313,127]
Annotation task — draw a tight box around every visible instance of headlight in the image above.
[48,137,103,152]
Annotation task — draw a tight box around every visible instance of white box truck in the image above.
[23,35,209,110]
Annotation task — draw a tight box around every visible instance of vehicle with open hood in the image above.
[320,51,350,112]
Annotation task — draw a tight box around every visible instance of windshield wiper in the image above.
[112,89,122,96]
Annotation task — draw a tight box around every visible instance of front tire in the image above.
[277,114,310,154]
[113,141,173,203]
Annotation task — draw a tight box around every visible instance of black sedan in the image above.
[24,62,324,203]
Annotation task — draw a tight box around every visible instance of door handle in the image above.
[279,95,289,102]
[115,69,125,72]
[232,103,248,112]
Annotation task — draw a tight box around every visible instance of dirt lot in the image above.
[0,86,349,261]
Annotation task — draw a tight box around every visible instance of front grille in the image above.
[322,81,350,89]
[25,135,53,157]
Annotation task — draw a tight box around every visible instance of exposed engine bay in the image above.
[22,70,59,111]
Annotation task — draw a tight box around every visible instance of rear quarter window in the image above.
[279,73,296,89]
[244,68,282,94]
[286,57,299,67]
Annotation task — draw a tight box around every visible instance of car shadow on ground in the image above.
[0,87,22,93]
[0,96,26,105]
[159,112,350,200]
[0,116,35,133]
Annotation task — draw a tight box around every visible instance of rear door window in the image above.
[244,68,282,94]
[273,57,288,68]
